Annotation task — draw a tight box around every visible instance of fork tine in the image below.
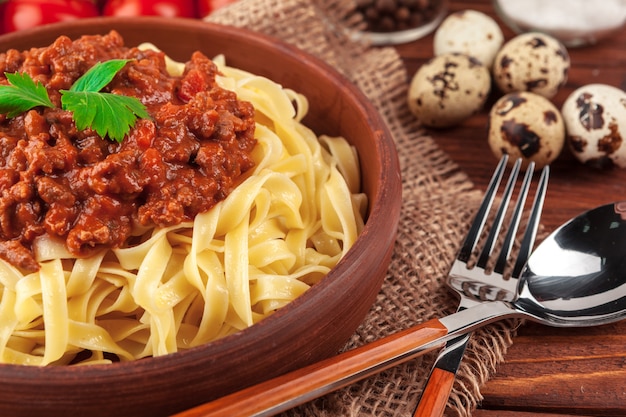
[511,164,550,277]
[492,161,535,274]
[492,163,549,276]
[476,158,523,269]
[457,155,508,263]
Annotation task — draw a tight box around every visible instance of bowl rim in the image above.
[0,15,402,414]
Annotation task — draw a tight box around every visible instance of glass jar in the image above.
[352,0,448,45]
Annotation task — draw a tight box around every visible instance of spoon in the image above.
[175,202,626,417]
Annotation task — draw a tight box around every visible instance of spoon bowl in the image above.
[515,201,626,326]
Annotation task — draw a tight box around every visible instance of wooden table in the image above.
[394,1,626,416]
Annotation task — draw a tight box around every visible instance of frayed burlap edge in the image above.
[208,1,518,415]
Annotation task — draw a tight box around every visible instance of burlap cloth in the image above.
[207,1,518,416]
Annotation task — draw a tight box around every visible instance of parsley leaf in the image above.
[0,72,54,117]
[60,58,150,143]
[61,91,150,143]
[69,59,130,93]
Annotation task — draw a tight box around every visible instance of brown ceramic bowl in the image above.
[0,17,401,417]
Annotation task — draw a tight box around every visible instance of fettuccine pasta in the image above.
[0,49,366,366]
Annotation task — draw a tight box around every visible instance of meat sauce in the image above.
[0,31,257,271]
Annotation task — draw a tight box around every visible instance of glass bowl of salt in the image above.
[493,0,626,47]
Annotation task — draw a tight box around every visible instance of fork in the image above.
[412,155,549,417]
[174,156,550,417]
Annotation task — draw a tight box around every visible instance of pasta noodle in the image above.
[0,49,367,365]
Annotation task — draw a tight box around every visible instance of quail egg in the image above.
[561,83,626,169]
[488,91,565,169]
[433,10,504,68]
[493,32,570,99]
[407,53,491,128]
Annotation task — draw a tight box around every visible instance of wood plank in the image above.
[479,322,626,415]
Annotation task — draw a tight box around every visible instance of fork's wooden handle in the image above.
[173,319,449,417]
[413,332,471,417]
[413,367,456,417]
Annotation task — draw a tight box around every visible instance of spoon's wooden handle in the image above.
[173,318,449,417]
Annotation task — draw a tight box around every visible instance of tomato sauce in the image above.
[0,31,256,271]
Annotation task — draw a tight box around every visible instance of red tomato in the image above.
[102,0,196,18]
[197,0,238,19]
[0,0,99,34]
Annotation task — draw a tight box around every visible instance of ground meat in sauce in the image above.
[0,31,257,271]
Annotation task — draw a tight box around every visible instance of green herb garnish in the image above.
[0,72,54,117]
[60,59,150,143]
[0,59,149,143]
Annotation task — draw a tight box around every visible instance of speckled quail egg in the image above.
[493,32,570,99]
[488,91,565,169]
[433,10,504,68]
[407,53,491,128]
[561,84,626,169]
